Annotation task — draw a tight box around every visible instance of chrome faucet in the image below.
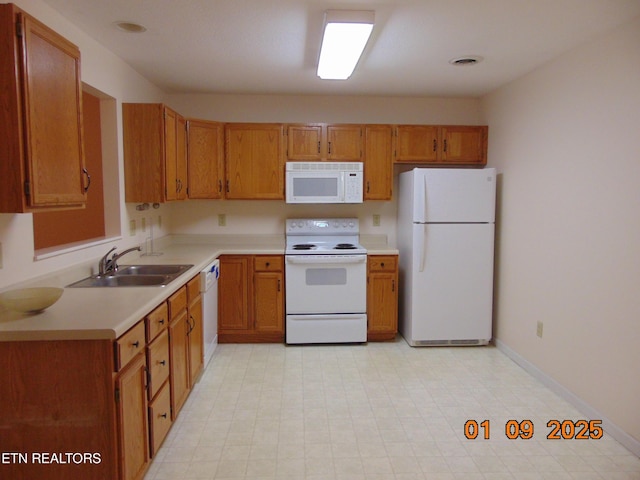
[98,246,142,275]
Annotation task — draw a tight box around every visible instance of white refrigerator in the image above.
[397,168,496,346]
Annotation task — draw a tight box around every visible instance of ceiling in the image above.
[42,0,640,97]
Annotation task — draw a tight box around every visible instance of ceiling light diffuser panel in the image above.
[317,10,375,80]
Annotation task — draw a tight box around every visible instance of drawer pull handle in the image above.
[160,413,168,419]
[132,341,140,348]
[159,360,166,366]
[159,319,165,325]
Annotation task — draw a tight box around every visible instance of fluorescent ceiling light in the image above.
[317,10,375,80]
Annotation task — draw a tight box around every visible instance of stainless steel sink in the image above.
[67,264,193,288]
[114,264,193,276]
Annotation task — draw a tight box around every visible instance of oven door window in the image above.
[305,267,346,285]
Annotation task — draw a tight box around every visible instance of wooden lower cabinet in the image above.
[167,285,191,420]
[367,255,399,341]
[0,273,206,480]
[115,352,150,480]
[218,254,285,342]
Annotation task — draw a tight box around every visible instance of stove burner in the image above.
[334,243,357,250]
[292,244,316,250]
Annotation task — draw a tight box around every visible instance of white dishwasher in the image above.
[200,259,219,368]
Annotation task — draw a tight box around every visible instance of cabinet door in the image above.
[364,125,393,200]
[367,273,398,339]
[187,119,224,199]
[218,256,251,332]
[164,108,178,201]
[115,353,149,480]
[440,126,487,165]
[176,114,188,200]
[225,123,284,199]
[367,256,398,341]
[188,294,204,385]
[21,12,86,208]
[394,125,439,163]
[286,124,323,160]
[169,310,189,419]
[254,271,283,333]
[327,124,363,161]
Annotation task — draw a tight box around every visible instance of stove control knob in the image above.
[348,221,355,227]
[297,221,304,228]
[342,222,348,227]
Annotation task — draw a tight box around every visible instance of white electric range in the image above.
[285,218,367,344]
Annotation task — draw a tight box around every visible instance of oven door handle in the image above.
[286,255,366,264]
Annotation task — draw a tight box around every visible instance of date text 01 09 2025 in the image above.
[464,419,604,440]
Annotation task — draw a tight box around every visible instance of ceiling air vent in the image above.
[449,56,483,66]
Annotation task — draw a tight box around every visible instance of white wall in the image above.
[0,0,166,289]
[166,93,482,245]
[482,15,640,448]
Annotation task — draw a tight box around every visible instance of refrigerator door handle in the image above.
[423,174,428,220]
[419,224,427,272]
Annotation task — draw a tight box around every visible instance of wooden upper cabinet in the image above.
[0,4,87,212]
[440,126,488,165]
[286,123,362,161]
[187,119,224,199]
[394,125,487,166]
[286,124,323,160]
[225,123,284,199]
[326,124,363,160]
[395,125,439,163]
[123,103,187,203]
[364,125,393,200]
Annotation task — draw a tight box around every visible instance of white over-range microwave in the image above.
[285,162,364,204]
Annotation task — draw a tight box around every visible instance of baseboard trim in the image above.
[495,339,640,457]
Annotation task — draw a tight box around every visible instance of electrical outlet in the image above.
[129,219,136,236]
[536,321,543,338]
[218,214,226,227]
[372,214,381,227]
[141,217,146,232]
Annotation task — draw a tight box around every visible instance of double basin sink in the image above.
[67,264,194,288]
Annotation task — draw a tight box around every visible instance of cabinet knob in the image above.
[159,319,165,325]
[160,413,168,419]
[159,360,166,366]
[381,262,385,267]
[266,262,270,267]
[132,341,140,348]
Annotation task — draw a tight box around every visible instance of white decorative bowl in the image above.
[0,287,64,314]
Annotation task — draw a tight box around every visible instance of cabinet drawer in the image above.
[146,302,168,341]
[148,380,172,457]
[115,321,146,371]
[368,255,398,272]
[168,286,187,319]
[254,255,283,271]
[147,329,170,400]
[186,275,200,304]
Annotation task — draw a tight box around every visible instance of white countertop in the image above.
[0,234,396,342]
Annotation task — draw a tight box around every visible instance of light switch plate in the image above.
[218,214,226,226]
[373,214,381,227]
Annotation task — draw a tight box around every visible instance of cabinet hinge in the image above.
[16,21,23,38]
[114,387,120,403]
[24,181,30,196]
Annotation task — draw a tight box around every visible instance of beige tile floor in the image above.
[144,339,640,480]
